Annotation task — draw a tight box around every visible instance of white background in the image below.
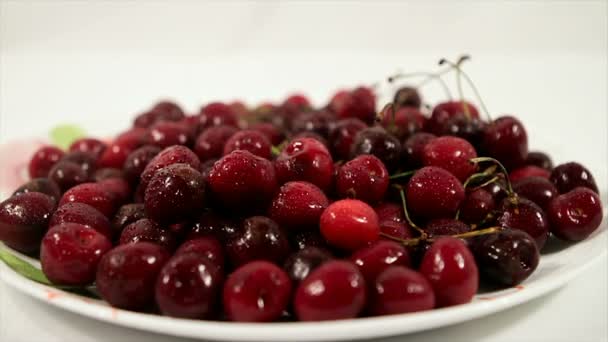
[0,1,607,341]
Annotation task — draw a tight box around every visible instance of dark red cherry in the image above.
[29,146,65,179]
[422,136,477,182]
[0,193,55,253]
[112,203,146,236]
[133,109,165,128]
[419,236,478,307]
[510,166,550,183]
[144,163,205,224]
[155,253,222,319]
[549,162,598,194]
[249,122,285,146]
[119,218,176,251]
[497,197,549,250]
[336,154,389,204]
[139,145,201,192]
[402,132,436,168]
[471,229,539,286]
[525,151,553,171]
[59,182,116,218]
[92,168,125,182]
[223,129,272,159]
[320,199,380,251]
[114,128,147,150]
[152,100,185,122]
[369,266,435,316]
[459,188,495,225]
[291,110,336,138]
[144,122,192,148]
[198,102,239,130]
[175,236,225,272]
[547,187,603,241]
[350,127,401,172]
[49,202,113,239]
[96,242,170,310]
[12,178,61,202]
[329,86,376,125]
[393,86,422,109]
[406,166,465,220]
[290,231,329,250]
[294,260,366,321]
[328,118,367,161]
[283,247,333,283]
[275,137,334,192]
[208,150,277,212]
[48,161,88,192]
[98,177,132,205]
[350,240,410,282]
[379,220,415,240]
[380,106,425,140]
[292,131,329,148]
[41,223,112,285]
[374,202,405,224]
[282,93,311,113]
[61,151,98,177]
[96,142,134,170]
[441,115,486,148]
[122,145,162,183]
[223,261,292,322]
[187,211,240,243]
[269,181,329,231]
[426,101,480,135]
[68,138,107,158]
[225,216,289,267]
[424,218,470,237]
[482,116,528,170]
[513,177,558,211]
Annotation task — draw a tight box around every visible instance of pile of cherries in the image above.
[0,59,604,323]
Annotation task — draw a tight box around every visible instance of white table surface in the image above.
[1,1,607,341]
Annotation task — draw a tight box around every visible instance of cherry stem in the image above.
[271,145,282,156]
[379,232,424,247]
[388,70,453,100]
[462,165,497,189]
[380,226,502,247]
[469,157,514,195]
[389,169,417,180]
[392,184,427,239]
[439,56,471,120]
[450,226,503,239]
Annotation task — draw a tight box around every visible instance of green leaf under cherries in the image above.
[49,124,86,150]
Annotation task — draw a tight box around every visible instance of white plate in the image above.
[1,213,606,341]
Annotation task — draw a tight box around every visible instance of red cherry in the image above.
[402,132,436,168]
[350,240,410,282]
[374,202,405,224]
[512,177,558,211]
[249,122,285,146]
[0,193,56,253]
[406,166,465,220]
[13,178,62,203]
[175,236,225,272]
[123,145,162,183]
[144,121,193,148]
[369,266,435,316]
[139,145,201,193]
[198,102,239,130]
[549,162,599,194]
[458,188,495,225]
[49,202,113,239]
[269,181,329,231]
[119,218,177,251]
[294,260,366,321]
[59,183,116,218]
[320,199,379,250]
[380,106,426,140]
[482,116,528,170]
[68,138,107,158]
[29,146,65,179]
[275,137,334,192]
[497,197,550,250]
[329,86,376,125]
[223,261,292,322]
[419,236,478,307]
[422,136,477,182]
[328,118,367,161]
[548,187,603,241]
[336,154,389,204]
[510,165,550,183]
[426,101,480,135]
[424,218,470,237]
[223,129,272,159]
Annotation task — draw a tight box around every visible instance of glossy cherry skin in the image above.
[152,100,186,122]
[275,137,334,192]
[291,110,336,138]
[269,181,329,231]
[549,162,599,194]
[28,146,65,179]
[547,187,603,241]
[374,202,405,224]
[380,106,425,140]
[369,266,435,316]
[422,136,477,182]
[226,216,290,267]
[187,211,240,243]
[283,247,333,283]
[13,178,62,202]
[497,197,549,250]
[68,138,107,158]
[419,236,478,307]
[459,188,495,225]
[294,260,366,321]
[144,163,205,224]
[424,218,470,237]
[223,261,292,322]
[249,122,285,146]
[440,115,487,149]
[471,229,539,286]
[175,236,225,272]
[290,231,329,250]
[208,150,278,212]
[482,116,528,170]
[223,129,272,159]
[144,122,192,148]
[350,127,401,172]
[49,202,113,239]
[509,166,550,183]
[0,193,55,253]
[96,142,135,170]
[59,183,116,218]
[98,177,132,206]
[525,151,553,171]
[393,86,422,109]
[512,177,558,211]
[155,253,222,319]
[96,242,170,311]
[379,220,415,240]
[48,161,88,192]
[320,199,380,251]
[119,218,177,251]
[139,145,201,192]
[193,125,238,162]
[112,203,146,235]
[402,132,436,168]
[198,102,239,131]
[328,118,367,161]
[350,240,410,282]
[406,166,465,220]
[122,145,162,183]
[41,223,112,285]
[329,86,376,125]
[336,155,389,204]
[426,101,479,135]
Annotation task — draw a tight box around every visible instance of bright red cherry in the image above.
[406,166,465,220]
[275,137,334,192]
[269,181,329,231]
[329,86,376,125]
[547,187,603,241]
[59,183,116,218]
[419,236,478,307]
[175,236,225,272]
[49,202,113,239]
[350,240,410,282]
[422,136,477,182]
[510,165,550,183]
[139,145,201,192]
[336,155,389,204]
[223,129,272,159]
[320,199,380,251]
[68,138,107,158]
[29,146,65,179]
[369,266,435,316]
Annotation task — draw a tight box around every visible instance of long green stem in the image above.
[439,57,471,120]
[389,170,417,180]
[392,184,427,238]
[389,69,453,100]
[469,157,514,195]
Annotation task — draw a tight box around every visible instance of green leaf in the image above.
[0,248,52,285]
[49,124,86,149]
